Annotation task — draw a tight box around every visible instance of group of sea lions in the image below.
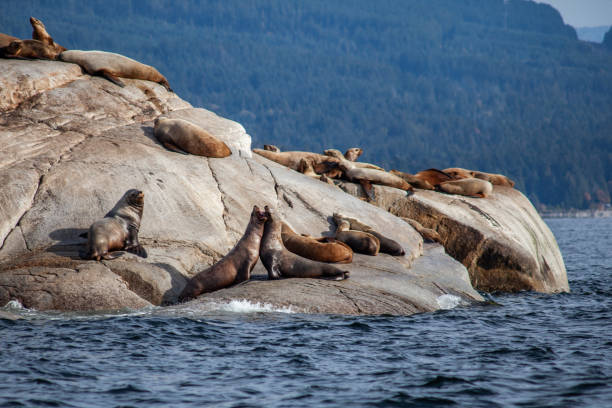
[1,17,172,91]
[253,145,515,200]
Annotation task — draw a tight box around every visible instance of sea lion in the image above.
[30,17,66,53]
[264,144,280,152]
[344,147,363,161]
[333,213,404,256]
[414,168,453,186]
[437,178,493,198]
[178,205,268,302]
[0,39,61,60]
[253,149,340,172]
[389,169,435,190]
[401,218,442,243]
[442,167,473,180]
[298,157,337,185]
[259,206,349,280]
[327,148,384,170]
[332,215,380,256]
[324,149,412,201]
[281,222,353,263]
[0,33,19,48]
[154,117,231,158]
[471,171,515,187]
[85,189,147,261]
[59,50,172,91]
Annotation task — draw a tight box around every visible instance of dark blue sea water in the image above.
[1,218,611,408]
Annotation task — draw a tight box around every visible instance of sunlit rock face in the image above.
[0,57,567,314]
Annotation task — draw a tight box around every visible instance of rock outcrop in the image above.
[0,58,566,314]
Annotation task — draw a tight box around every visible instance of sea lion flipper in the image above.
[98,70,125,87]
[359,179,375,202]
[162,141,188,155]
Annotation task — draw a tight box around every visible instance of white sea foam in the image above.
[212,299,296,314]
[437,294,463,310]
[4,299,25,309]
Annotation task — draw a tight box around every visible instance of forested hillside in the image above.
[2,0,611,209]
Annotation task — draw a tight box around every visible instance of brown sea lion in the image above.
[443,167,473,180]
[389,169,435,190]
[332,215,380,256]
[30,17,66,53]
[154,117,231,158]
[85,189,147,261]
[401,218,442,243]
[253,149,340,172]
[281,222,353,263]
[298,157,337,186]
[0,33,19,48]
[326,148,384,171]
[324,149,412,201]
[344,147,363,161]
[178,205,268,302]
[437,178,493,198]
[414,168,453,186]
[471,171,515,187]
[263,144,280,152]
[259,206,349,280]
[333,213,404,256]
[1,39,60,60]
[59,50,172,91]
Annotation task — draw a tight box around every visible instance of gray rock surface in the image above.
[0,58,565,314]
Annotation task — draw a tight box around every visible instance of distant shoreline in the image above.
[540,209,612,218]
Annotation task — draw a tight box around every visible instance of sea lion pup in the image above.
[154,117,231,157]
[178,206,268,302]
[324,149,413,201]
[30,17,66,53]
[85,189,147,261]
[264,144,280,152]
[333,213,405,256]
[0,39,61,60]
[59,50,172,91]
[471,171,515,187]
[332,215,380,256]
[0,33,19,48]
[437,178,493,198]
[281,222,353,263]
[259,206,349,280]
[389,169,435,190]
[401,218,442,243]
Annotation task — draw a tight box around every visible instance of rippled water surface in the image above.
[1,218,611,407]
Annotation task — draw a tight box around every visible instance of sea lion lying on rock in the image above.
[390,169,436,190]
[333,213,405,256]
[178,205,268,302]
[332,215,380,256]
[298,157,337,186]
[443,167,515,187]
[401,218,442,243]
[0,39,61,60]
[339,147,384,170]
[436,178,493,198]
[60,50,172,91]
[324,149,413,201]
[259,206,349,280]
[84,189,147,261]
[30,17,66,53]
[253,149,340,173]
[154,117,231,158]
[281,222,353,263]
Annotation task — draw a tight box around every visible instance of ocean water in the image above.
[1,218,610,408]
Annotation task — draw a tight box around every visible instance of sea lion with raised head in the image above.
[0,39,61,60]
[259,206,349,280]
[324,149,412,201]
[336,148,384,170]
[437,178,493,198]
[178,205,268,302]
[333,213,405,256]
[60,50,172,91]
[154,117,231,158]
[401,218,442,243]
[85,189,147,261]
[332,215,380,256]
[281,222,353,263]
[30,17,66,53]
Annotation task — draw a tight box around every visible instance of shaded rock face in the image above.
[337,182,568,293]
[0,59,484,314]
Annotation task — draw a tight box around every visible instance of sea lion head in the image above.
[30,17,44,28]
[263,205,275,220]
[125,189,145,208]
[251,205,268,224]
[344,147,363,161]
[263,144,279,152]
